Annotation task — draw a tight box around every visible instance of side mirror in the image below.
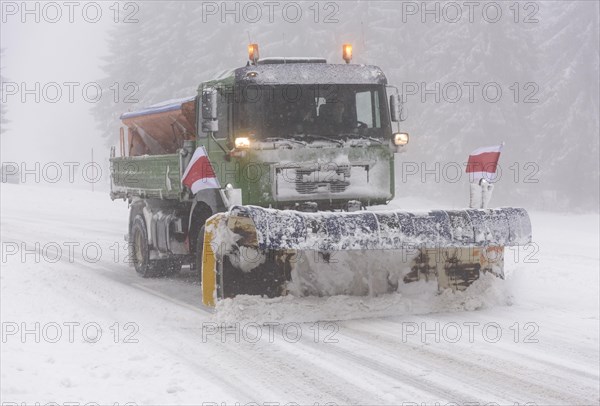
[201,88,219,132]
[390,94,406,122]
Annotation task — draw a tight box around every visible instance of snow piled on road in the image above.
[215,273,511,324]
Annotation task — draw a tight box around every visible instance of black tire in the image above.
[131,215,182,278]
[131,215,159,277]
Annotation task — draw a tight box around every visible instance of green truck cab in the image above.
[110,51,409,276]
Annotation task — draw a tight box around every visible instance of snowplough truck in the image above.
[110,44,532,307]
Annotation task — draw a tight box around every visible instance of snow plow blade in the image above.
[201,206,532,307]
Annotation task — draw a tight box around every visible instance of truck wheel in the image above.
[131,215,159,277]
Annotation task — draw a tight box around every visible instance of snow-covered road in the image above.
[1,183,598,405]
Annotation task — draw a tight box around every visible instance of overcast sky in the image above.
[1,3,112,186]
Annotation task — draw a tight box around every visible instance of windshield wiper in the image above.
[301,134,344,146]
[263,137,307,147]
[340,133,383,145]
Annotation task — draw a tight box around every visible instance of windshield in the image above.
[233,84,390,141]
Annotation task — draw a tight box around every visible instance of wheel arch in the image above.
[188,189,227,253]
[128,199,152,245]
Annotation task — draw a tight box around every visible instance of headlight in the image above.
[235,137,250,149]
[393,132,409,146]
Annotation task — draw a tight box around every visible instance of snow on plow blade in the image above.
[201,206,532,307]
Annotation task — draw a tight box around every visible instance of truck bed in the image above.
[110,153,183,200]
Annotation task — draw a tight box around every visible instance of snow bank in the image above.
[214,273,511,324]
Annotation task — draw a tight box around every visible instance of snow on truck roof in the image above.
[257,57,327,64]
[120,96,195,120]
[235,63,387,85]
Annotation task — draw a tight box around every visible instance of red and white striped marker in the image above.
[181,147,220,194]
[465,144,503,182]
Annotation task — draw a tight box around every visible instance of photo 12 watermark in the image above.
[399,161,540,184]
[198,1,340,24]
[399,1,540,24]
[1,321,140,344]
[1,82,139,104]
[401,81,540,104]
[1,403,137,406]
[1,1,140,24]
[1,161,103,185]
[200,403,337,406]
[201,321,339,344]
[400,321,540,344]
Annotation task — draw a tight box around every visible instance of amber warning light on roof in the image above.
[342,43,352,64]
[248,43,259,64]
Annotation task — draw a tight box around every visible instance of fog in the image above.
[1,1,598,210]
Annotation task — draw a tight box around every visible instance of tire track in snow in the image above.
[3,235,380,403]
[2,242,259,402]
[340,318,597,404]
[283,327,482,403]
